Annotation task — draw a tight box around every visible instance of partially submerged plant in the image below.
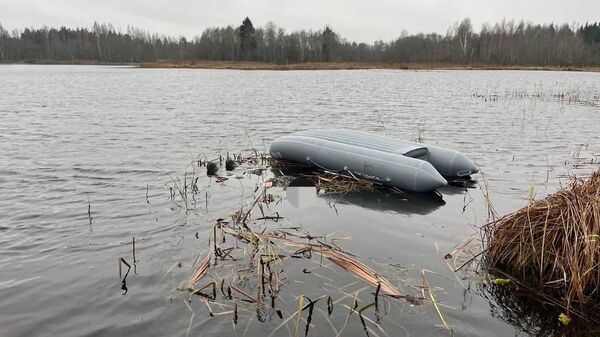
[167,151,456,336]
[484,170,600,309]
[206,162,219,176]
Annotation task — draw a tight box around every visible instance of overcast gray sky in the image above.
[0,0,598,42]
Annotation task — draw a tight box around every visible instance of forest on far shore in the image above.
[1,17,600,67]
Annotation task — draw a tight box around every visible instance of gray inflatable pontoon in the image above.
[270,129,478,193]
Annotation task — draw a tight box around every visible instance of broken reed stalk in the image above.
[118,257,131,295]
[294,295,304,337]
[132,236,137,274]
[313,245,404,299]
[174,152,428,334]
[421,270,452,333]
[485,170,600,308]
[188,253,211,289]
[222,226,417,303]
[87,193,92,224]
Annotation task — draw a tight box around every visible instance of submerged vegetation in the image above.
[2,18,600,67]
[163,153,466,336]
[473,88,600,107]
[153,139,600,336]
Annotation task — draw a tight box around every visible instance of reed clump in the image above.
[485,170,600,307]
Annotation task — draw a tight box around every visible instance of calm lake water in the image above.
[1,65,599,337]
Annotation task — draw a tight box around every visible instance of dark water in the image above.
[1,65,599,337]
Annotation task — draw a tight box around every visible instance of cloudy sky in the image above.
[0,0,598,42]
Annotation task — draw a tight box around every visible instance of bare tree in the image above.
[0,22,7,60]
[456,18,473,63]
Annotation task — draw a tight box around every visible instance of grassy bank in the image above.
[139,60,600,72]
[0,59,137,66]
[3,59,600,72]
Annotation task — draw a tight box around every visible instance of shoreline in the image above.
[2,60,600,72]
[139,61,600,72]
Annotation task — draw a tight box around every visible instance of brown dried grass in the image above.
[187,252,211,289]
[312,171,378,194]
[138,60,600,72]
[225,227,417,302]
[485,170,600,307]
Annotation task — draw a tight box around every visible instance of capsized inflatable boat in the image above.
[269,129,478,193]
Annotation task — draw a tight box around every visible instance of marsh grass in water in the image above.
[163,153,469,336]
[484,170,600,324]
[164,148,600,336]
[472,89,600,107]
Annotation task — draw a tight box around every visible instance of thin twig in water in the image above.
[422,270,452,335]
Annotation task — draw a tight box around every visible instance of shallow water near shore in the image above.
[1,64,599,337]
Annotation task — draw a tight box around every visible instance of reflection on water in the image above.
[319,189,446,215]
[283,174,447,214]
[286,177,318,208]
[286,186,318,208]
[478,281,600,337]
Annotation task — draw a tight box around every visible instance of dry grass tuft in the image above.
[485,170,600,307]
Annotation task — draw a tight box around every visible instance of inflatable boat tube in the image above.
[270,135,448,192]
[293,129,478,178]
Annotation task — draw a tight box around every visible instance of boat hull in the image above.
[294,129,478,178]
[270,135,448,192]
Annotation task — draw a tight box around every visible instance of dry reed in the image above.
[170,151,431,335]
[485,170,600,307]
[139,60,600,73]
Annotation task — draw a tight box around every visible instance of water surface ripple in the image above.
[0,65,599,337]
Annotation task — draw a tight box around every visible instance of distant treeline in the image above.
[1,18,600,66]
